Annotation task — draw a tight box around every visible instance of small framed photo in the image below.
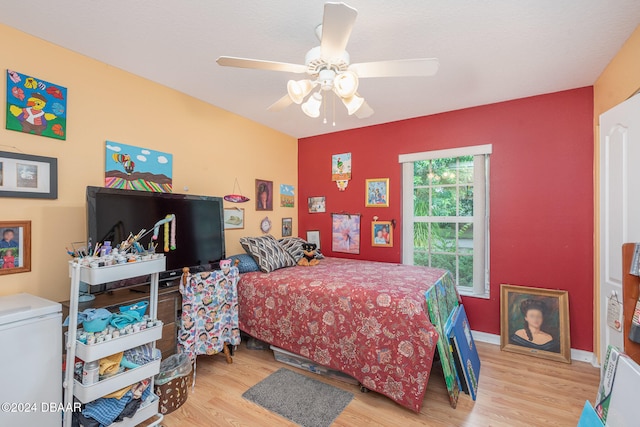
[255,179,273,211]
[0,151,58,199]
[308,196,326,213]
[365,178,389,207]
[372,221,393,247]
[500,284,571,363]
[0,220,31,275]
[306,230,320,249]
[282,218,292,237]
[223,208,244,230]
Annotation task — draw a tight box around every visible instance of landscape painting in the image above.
[105,141,173,192]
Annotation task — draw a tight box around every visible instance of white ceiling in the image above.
[1,1,639,139]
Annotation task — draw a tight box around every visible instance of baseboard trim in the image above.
[471,330,598,366]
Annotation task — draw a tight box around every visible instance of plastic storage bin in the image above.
[154,354,193,415]
[271,346,359,385]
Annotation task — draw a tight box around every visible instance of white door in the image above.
[599,93,640,362]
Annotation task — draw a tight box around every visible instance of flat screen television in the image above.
[86,186,226,290]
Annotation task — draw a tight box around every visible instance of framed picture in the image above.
[0,220,31,275]
[331,213,361,254]
[280,184,295,207]
[0,151,58,199]
[306,230,320,249]
[365,178,389,207]
[282,218,292,237]
[223,208,244,230]
[371,221,393,247]
[500,284,571,363]
[308,196,326,213]
[255,179,273,211]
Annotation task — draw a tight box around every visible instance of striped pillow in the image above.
[278,237,307,262]
[240,235,296,273]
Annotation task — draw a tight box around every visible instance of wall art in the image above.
[105,141,173,192]
[6,70,67,140]
[0,151,57,199]
[0,220,31,275]
[331,213,361,254]
[256,179,273,211]
[365,178,389,207]
[308,196,326,213]
[280,184,295,207]
[223,208,244,230]
[500,284,571,363]
[282,218,292,237]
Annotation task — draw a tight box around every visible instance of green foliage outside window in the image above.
[412,156,475,288]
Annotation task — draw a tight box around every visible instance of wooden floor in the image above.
[158,341,599,427]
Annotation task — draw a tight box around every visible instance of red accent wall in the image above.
[298,87,594,351]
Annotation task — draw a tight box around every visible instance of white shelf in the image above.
[73,358,161,403]
[68,257,166,285]
[73,322,163,362]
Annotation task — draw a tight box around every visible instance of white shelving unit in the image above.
[63,258,166,427]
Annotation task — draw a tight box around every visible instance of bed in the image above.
[237,256,456,413]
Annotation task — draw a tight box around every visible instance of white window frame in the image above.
[399,144,491,297]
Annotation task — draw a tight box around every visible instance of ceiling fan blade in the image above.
[216,56,307,74]
[355,100,374,119]
[267,94,294,112]
[320,2,358,60]
[349,58,440,78]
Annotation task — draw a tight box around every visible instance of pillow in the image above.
[239,235,296,273]
[227,253,260,274]
[277,237,307,262]
[278,237,325,261]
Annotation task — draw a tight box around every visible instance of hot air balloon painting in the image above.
[105,141,173,192]
[6,70,67,140]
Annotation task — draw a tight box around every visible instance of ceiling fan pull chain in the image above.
[332,92,336,126]
[323,93,327,124]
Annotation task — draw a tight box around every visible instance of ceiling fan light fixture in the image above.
[287,79,314,104]
[302,92,323,118]
[341,94,364,115]
[334,71,359,98]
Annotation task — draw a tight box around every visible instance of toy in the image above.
[298,243,320,266]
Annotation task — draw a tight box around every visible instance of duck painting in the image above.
[6,70,67,140]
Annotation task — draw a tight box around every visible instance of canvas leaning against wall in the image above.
[6,70,67,140]
[105,141,173,192]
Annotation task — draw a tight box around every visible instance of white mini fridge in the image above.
[0,293,62,427]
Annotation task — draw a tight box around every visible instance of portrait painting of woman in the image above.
[500,284,570,363]
[509,298,560,353]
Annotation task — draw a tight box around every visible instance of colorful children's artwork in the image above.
[6,70,68,140]
[425,274,461,408]
[332,153,351,181]
[105,141,173,192]
[280,184,295,207]
[331,213,360,254]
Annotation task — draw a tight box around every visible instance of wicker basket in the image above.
[154,367,194,415]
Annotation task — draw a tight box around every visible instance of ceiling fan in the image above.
[216,2,439,120]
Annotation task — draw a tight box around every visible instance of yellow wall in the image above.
[0,24,297,302]
[593,25,640,360]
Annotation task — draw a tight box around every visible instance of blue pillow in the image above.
[228,253,260,273]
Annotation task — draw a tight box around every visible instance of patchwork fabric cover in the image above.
[240,235,296,273]
[178,266,241,360]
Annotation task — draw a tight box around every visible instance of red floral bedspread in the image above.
[238,257,453,412]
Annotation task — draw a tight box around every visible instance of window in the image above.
[399,145,491,297]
